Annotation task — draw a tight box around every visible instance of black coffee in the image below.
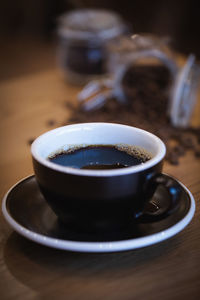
[49,145,151,170]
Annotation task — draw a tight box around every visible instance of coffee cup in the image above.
[31,122,181,232]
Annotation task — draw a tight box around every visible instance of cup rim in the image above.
[31,123,166,177]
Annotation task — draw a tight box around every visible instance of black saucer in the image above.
[2,175,195,252]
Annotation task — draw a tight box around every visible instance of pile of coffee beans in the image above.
[62,64,200,165]
[30,64,198,165]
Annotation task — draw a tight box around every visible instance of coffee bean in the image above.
[47,119,56,127]
[169,152,180,165]
[27,138,35,145]
[180,134,196,149]
[172,145,185,156]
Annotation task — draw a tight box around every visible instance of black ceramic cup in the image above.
[31,123,181,232]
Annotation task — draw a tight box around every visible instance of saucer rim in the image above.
[2,174,196,253]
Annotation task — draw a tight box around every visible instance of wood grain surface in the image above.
[0,68,200,300]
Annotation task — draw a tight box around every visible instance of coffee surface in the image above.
[49,145,151,170]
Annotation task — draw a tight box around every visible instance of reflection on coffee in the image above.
[48,145,152,170]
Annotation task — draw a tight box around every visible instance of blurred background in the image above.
[0,0,199,81]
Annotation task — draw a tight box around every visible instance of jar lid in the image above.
[58,9,127,41]
[170,54,200,128]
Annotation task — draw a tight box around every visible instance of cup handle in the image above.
[137,173,182,223]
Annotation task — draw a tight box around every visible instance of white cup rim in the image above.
[31,123,166,177]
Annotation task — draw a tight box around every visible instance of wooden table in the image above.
[0,68,200,300]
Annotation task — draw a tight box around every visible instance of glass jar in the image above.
[107,34,200,128]
[57,9,128,85]
[79,34,200,128]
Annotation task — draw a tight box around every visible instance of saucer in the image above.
[2,175,195,253]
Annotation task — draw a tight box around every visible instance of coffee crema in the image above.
[48,144,152,170]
